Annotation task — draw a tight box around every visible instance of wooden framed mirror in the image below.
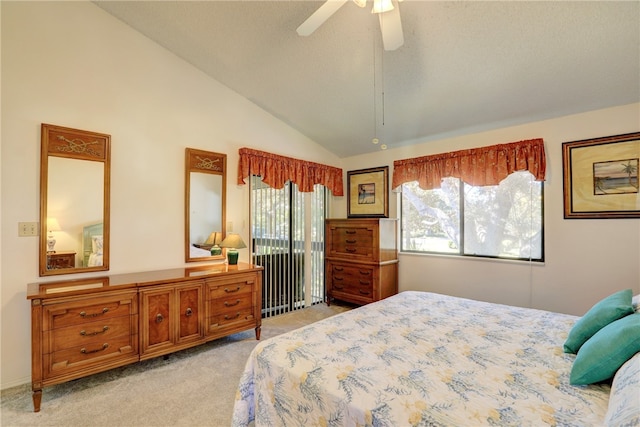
[185,148,226,262]
[39,124,110,276]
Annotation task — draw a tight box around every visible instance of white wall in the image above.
[0,1,340,390]
[337,103,640,316]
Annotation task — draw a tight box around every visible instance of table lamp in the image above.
[205,231,223,255]
[46,218,61,253]
[219,234,246,265]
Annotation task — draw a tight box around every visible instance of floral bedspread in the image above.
[232,291,610,426]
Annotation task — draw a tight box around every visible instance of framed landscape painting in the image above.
[347,166,389,218]
[562,132,640,219]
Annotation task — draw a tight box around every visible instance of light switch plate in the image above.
[19,222,38,236]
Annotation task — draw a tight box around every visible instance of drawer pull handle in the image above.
[185,308,193,317]
[334,284,344,290]
[224,312,240,320]
[81,343,108,354]
[225,299,241,307]
[359,289,371,295]
[345,239,357,244]
[345,248,357,253]
[334,276,344,281]
[155,313,164,323]
[359,280,370,285]
[80,308,109,318]
[345,230,356,234]
[80,326,109,336]
[225,286,241,293]
[359,270,371,275]
[334,266,344,271]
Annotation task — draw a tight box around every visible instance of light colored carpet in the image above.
[1,303,351,427]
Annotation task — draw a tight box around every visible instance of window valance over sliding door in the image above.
[238,148,344,196]
[392,138,546,190]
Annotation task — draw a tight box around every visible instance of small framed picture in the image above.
[562,132,640,219]
[347,166,389,218]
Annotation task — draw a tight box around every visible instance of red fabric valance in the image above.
[237,148,344,196]
[392,138,546,190]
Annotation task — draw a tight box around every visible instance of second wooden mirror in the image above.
[185,148,226,262]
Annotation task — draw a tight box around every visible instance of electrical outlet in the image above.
[19,222,39,237]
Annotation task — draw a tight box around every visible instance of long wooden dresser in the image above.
[325,218,398,306]
[26,262,262,412]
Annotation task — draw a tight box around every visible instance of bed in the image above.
[232,291,640,426]
[82,222,103,267]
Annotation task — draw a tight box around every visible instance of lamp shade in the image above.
[219,234,247,250]
[47,218,61,232]
[205,231,223,246]
[219,234,246,265]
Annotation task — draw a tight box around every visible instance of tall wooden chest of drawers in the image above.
[325,218,398,305]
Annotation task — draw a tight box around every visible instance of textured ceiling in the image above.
[94,1,640,158]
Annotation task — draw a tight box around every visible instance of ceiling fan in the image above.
[296,0,404,51]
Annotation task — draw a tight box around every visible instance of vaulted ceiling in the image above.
[94,1,640,157]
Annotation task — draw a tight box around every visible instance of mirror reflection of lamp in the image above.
[206,231,223,255]
[219,234,247,265]
[46,218,61,253]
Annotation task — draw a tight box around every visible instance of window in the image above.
[401,171,544,261]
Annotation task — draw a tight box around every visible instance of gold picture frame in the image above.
[562,132,640,219]
[347,166,389,218]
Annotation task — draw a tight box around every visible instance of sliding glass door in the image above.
[250,176,326,317]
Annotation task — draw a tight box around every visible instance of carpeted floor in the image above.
[1,303,351,427]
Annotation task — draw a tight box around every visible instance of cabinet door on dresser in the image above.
[206,272,261,340]
[40,291,139,381]
[139,280,205,359]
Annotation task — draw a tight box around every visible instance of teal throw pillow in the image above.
[564,289,634,354]
[570,312,640,385]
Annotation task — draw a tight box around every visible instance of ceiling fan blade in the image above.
[378,1,403,50]
[297,0,348,36]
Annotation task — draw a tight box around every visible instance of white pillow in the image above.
[604,351,640,426]
[92,235,103,255]
[633,294,640,313]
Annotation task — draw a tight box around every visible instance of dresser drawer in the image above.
[210,293,253,315]
[208,308,255,330]
[207,274,255,299]
[47,315,134,352]
[44,293,137,331]
[330,264,375,286]
[328,227,374,259]
[44,335,138,378]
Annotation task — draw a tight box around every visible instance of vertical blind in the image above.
[250,176,326,318]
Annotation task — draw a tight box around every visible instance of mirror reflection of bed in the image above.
[82,223,103,267]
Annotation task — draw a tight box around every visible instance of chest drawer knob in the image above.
[224,299,241,307]
[79,308,109,318]
[185,308,193,317]
[225,286,241,293]
[345,239,357,244]
[80,343,109,354]
[80,326,109,336]
[345,230,356,234]
[155,313,164,323]
[345,248,356,253]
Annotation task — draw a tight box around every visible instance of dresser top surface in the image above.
[27,262,262,300]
